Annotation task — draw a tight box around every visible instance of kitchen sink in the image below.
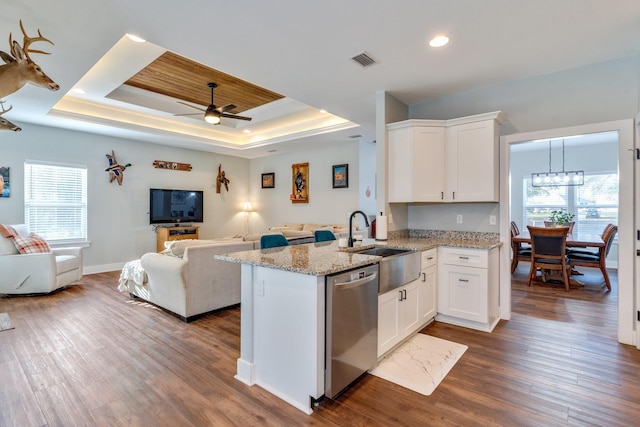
[354,247,420,294]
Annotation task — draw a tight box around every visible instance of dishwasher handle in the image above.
[334,272,377,290]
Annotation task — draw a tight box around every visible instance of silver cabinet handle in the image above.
[459,256,469,260]
[458,278,469,282]
[398,289,404,301]
[422,272,426,282]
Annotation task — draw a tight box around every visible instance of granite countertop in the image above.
[215,231,502,276]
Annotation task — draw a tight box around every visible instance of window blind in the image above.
[24,160,87,242]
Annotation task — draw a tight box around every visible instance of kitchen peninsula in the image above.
[215,231,501,414]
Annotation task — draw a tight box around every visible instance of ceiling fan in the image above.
[175,82,252,125]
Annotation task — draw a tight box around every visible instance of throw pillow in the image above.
[13,233,52,254]
[0,224,17,238]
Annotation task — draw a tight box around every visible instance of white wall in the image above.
[405,55,639,231]
[247,141,372,233]
[358,140,377,217]
[0,124,249,272]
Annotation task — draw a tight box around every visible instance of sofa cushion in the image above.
[56,255,80,274]
[13,233,52,254]
[166,239,225,257]
[281,230,313,238]
[280,223,304,231]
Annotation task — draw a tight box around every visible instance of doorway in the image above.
[499,120,635,345]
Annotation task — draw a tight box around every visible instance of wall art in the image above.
[332,164,348,188]
[262,172,275,188]
[0,167,10,197]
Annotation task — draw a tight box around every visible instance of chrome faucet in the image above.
[348,210,370,247]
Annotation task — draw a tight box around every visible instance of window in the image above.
[523,172,618,235]
[24,160,87,243]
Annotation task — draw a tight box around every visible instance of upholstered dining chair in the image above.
[510,221,531,274]
[526,225,571,292]
[567,224,617,290]
[314,229,336,242]
[260,233,290,249]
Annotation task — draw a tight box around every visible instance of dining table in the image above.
[512,229,605,249]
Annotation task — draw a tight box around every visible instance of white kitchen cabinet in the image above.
[418,248,437,322]
[387,123,445,202]
[377,279,420,357]
[378,249,438,358]
[387,111,504,203]
[437,246,500,332]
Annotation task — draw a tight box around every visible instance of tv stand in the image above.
[156,226,199,252]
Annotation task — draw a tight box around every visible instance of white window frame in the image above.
[24,160,88,244]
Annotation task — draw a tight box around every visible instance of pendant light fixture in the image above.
[531,139,584,187]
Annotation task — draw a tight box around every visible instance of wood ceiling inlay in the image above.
[124,51,284,112]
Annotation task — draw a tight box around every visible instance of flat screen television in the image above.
[149,188,204,225]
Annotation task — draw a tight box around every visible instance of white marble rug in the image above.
[369,334,467,395]
[0,313,15,332]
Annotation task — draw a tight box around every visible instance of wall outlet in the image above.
[456,214,463,224]
[489,215,497,225]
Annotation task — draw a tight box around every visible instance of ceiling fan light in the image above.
[204,112,220,124]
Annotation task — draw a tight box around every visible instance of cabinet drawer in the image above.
[421,249,437,268]
[439,247,487,268]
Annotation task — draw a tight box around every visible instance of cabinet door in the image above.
[388,127,414,202]
[398,280,420,336]
[412,127,445,201]
[388,126,444,202]
[418,265,437,322]
[445,120,498,202]
[378,289,402,357]
[438,264,488,323]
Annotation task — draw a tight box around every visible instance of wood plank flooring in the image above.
[1,265,639,426]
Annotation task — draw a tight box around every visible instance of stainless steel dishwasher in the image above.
[325,264,379,399]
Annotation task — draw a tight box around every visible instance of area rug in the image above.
[369,334,467,396]
[0,313,15,332]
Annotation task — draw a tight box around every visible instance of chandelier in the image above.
[531,139,584,187]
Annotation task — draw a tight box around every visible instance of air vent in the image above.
[351,51,377,67]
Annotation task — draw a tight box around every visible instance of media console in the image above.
[156,226,199,252]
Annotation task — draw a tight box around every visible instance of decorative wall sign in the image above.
[216,164,230,193]
[0,20,59,105]
[262,172,275,189]
[332,164,348,188]
[152,160,192,171]
[105,151,132,185]
[290,162,309,203]
[0,167,10,197]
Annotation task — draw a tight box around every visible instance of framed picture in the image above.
[262,172,275,189]
[291,162,309,203]
[0,167,10,198]
[332,164,348,189]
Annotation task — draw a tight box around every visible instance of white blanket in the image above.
[118,259,147,292]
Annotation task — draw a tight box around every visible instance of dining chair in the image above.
[260,233,290,249]
[510,221,531,274]
[567,224,617,290]
[526,225,571,292]
[314,229,336,242]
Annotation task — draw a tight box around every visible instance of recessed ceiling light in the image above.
[126,34,146,43]
[429,35,449,48]
[320,109,328,114]
[72,88,86,94]
[243,129,251,134]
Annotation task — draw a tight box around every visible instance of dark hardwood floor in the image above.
[1,265,639,426]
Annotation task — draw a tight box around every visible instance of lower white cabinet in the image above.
[437,246,499,332]
[378,248,438,357]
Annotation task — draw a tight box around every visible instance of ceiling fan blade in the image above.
[177,101,205,112]
[217,104,237,113]
[174,112,203,117]
[220,113,252,121]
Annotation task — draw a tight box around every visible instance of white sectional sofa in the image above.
[122,239,255,322]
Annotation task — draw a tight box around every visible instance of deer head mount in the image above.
[0,20,59,100]
[0,101,21,132]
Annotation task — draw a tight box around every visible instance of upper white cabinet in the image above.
[388,124,445,202]
[387,111,505,203]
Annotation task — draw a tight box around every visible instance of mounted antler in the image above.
[9,20,54,61]
[0,101,21,132]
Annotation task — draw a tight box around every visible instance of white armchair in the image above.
[0,224,83,295]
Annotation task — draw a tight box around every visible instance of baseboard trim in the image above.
[83,262,126,275]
